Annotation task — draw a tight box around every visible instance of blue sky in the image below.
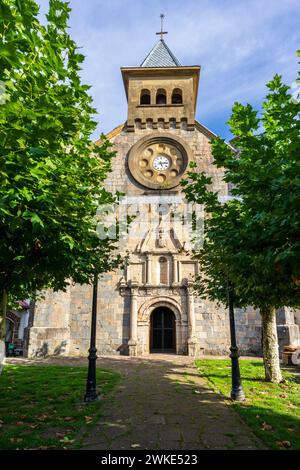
[37,0,300,141]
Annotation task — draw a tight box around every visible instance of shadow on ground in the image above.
[6,355,268,450]
[43,355,267,450]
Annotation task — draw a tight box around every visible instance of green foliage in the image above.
[196,359,300,450]
[0,0,120,309]
[0,364,120,449]
[182,60,300,309]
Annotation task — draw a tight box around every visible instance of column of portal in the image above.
[128,282,138,356]
[187,283,197,356]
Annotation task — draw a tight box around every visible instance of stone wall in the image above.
[235,308,262,355]
[27,122,300,358]
[27,287,71,357]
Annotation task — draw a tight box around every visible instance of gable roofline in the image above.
[195,120,217,140]
[94,123,126,146]
[99,120,234,153]
[195,120,236,151]
[106,123,126,140]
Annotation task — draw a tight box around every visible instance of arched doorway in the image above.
[150,307,176,353]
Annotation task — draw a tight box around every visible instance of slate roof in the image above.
[140,39,181,67]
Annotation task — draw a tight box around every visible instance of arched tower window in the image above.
[159,257,168,284]
[172,88,182,104]
[140,89,151,105]
[156,89,167,105]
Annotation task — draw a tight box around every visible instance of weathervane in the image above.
[156,14,168,40]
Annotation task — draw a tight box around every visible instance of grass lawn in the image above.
[196,359,300,450]
[0,364,120,450]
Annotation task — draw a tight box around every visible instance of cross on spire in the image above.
[156,14,168,40]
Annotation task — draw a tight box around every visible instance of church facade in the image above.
[27,39,300,358]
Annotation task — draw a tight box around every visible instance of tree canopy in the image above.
[182,57,300,381]
[0,0,120,338]
[182,63,300,310]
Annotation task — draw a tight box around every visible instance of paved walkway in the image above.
[6,354,265,450]
[82,355,264,450]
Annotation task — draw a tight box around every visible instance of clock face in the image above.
[128,136,189,189]
[153,155,170,171]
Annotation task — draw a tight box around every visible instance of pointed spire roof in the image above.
[140,39,181,68]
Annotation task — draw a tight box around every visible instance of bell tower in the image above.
[121,27,200,132]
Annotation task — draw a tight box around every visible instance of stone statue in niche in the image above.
[157,227,167,248]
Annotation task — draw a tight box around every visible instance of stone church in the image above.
[27,37,300,358]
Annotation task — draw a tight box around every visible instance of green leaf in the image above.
[30,213,44,228]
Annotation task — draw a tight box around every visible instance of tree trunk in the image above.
[0,288,8,341]
[0,289,8,369]
[260,306,282,383]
